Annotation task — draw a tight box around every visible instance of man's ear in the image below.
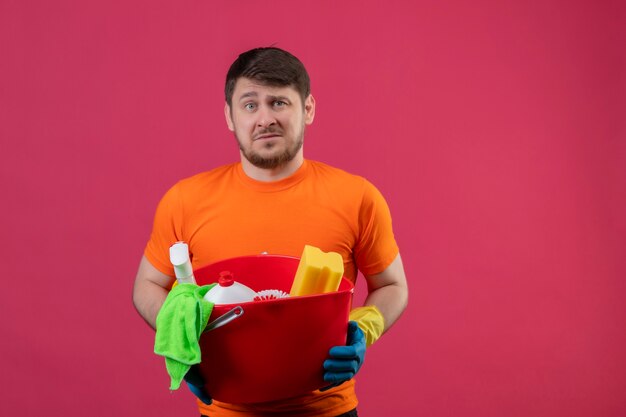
[224,102,234,131]
[304,94,316,125]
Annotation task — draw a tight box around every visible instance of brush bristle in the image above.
[254,289,290,301]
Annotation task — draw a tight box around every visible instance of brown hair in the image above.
[225,47,311,107]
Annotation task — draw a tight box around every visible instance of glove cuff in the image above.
[349,305,385,347]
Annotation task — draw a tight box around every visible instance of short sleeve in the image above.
[144,183,184,276]
[354,180,399,276]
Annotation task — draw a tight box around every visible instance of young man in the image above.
[133,47,408,417]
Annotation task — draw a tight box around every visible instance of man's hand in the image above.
[323,321,366,385]
[184,365,212,405]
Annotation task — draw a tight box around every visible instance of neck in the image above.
[240,153,304,182]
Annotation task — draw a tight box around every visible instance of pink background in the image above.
[1,1,625,416]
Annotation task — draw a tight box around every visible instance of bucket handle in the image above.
[204,305,244,332]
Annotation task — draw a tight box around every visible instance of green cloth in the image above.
[154,283,216,390]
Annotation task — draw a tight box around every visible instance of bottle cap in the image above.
[218,271,234,287]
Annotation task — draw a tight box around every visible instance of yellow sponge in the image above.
[289,245,344,296]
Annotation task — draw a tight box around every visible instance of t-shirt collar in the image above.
[235,159,309,192]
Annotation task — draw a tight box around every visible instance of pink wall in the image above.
[1,1,625,416]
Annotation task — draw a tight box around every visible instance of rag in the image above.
[154,283,216,390]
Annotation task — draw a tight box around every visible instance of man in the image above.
[133,47,408,417]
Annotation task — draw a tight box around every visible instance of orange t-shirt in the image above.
[144,159,399,416]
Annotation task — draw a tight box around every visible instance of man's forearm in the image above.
[362,282,408,331]
[133,279,169,330]
[362,254,409,332]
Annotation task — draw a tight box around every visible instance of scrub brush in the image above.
[254,289,290,301]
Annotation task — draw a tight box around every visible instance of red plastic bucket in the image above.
[194,254,354,404]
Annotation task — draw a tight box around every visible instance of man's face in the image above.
[225,78,315,169]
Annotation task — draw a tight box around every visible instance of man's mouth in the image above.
[254,132,281,141]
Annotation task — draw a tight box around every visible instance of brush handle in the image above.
[205,305,244,332]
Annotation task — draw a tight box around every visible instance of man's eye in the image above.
[274,101,286,107]
[244,103,256,111]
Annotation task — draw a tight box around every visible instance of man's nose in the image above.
[256,106,276,128]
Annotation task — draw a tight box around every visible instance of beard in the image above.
[235,127,304,169]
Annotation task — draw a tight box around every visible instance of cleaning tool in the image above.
[322,321,366,385]
[349,305,385,347]
[254,289,290,301]
[192,254,353,404]
[203,271,257,304]
[290,245,344,296]
[169,242,196,284]
[154,283,215,390]
[204,305,244,331]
